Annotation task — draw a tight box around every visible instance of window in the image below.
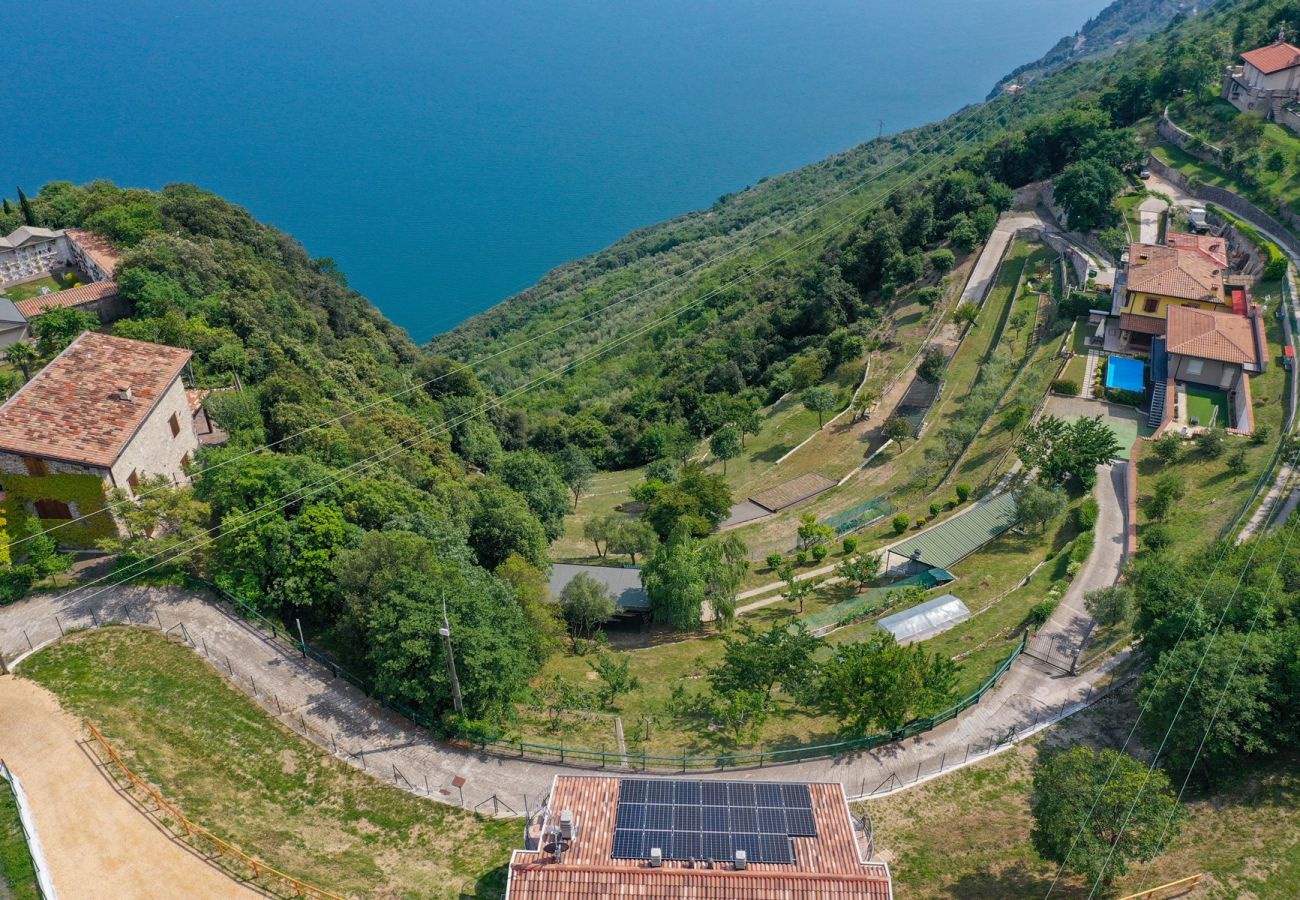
[21,456,48,477]
[1143,297,1159,313]
[169,412,181,438]
[1186,359,1204,376]
[33,499,72,520]
[127,470,140,492]
[180,452,192,471]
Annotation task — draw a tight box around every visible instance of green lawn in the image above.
[0,779,39,900]
[0,276,64,303]
[1152,142,1300,242]
[1184,385,1229,429]
[861,692,1300,899]
[21,628,519,899]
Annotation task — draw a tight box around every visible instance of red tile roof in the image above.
[1166,305,1261,367]
[14,280,118,318]
[1119,313,1167,335]
[1164,231,1228,268]
[1242,41,1300,75]
[507,777,892,900]
[64,228,121,277]
[1126,241,1226,303]
[0,332,191,468]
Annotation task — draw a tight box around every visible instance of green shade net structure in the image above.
[801,567,954,634]
[820,495,894,536]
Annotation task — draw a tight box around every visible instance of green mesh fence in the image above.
[822,495,893,536]
[800,567,954,634]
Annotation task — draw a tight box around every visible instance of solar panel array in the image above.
[611,779,816,865]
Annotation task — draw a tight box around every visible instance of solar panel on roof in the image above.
[612,829,642,859]
[757,806,787,833]
[731,832,761,861]
[701,832,730,861]
[727,782,757,806]
[755,783,784,806]
[647,781,675,804]
[701,782,729,805]
[730,805,758,832]
[701,805,728,831]
[619,780,649,803]
[644,804,673,830]
[786,807,817,836]
[780,784,813,809]
[645,830,672,856]
[673,805,700,831]
[759,833,795,865]
[670,831,701,861]
[673,780,701,804]
[615,803,644,829]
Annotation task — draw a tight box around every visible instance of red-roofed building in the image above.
[0,332,199,541]
[506,776,892,900]
[1224,39,1300,131]
[1165,304,1266,433]
[0,226,127,324]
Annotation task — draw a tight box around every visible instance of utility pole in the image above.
[440,595,464,714]
[877,119,884,140]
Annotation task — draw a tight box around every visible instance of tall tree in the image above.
[816,632,957,733]
[1053,158,1125,231]
[559,573,616,637]
[802,385,839,428]
[710,621,821,703]
[16,187,35,226]
[554,445,595,510]
[709,424,743,474]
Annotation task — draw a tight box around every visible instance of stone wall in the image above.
[1146,154,1300,259]
[109,375,199,489]
[1157,110,1223,165]
[1037,230,1092,286]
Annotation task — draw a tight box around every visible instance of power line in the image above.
[44,122,992,617]
[9,113,982,549]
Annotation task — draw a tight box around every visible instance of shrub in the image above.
[1051,379,1079,396]
[892,514,910,535]
[929,501,942,516]
[1227,446,1249,475]
[795,550,809,566]
[1070,531,1095,564]
[1107,388,1143,407]
[842,536,858,554]
[1196,426,1227,459]
[811,544,828,563]
[1250,424,1272,446]
[955,483,972,502]
[1028,597,1059,627]
[765,552,783,571]
[1076,496,1099,530]
[1066,560,1083,576]
[1151,432,1182,464]
[914,517,926,529]
[1143,523,1173,550]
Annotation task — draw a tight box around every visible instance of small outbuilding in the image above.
[0,299,28,348]
[548,563,650,614]
[877,594,971,645]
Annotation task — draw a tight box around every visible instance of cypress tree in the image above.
[2,198,11,215]
[16,187,35,226]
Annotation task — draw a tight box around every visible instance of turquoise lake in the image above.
[4,0,1109,341]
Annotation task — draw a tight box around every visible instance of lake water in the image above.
[5,0,1108,341]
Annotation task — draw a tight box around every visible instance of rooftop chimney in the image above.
[559,810,574,840]
[734,850,748,870]
[118,384,133,402]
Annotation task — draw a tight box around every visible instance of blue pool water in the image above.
[1106,356,1147,393]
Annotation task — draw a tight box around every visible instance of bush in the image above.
[1070,531,1095,565]
[955,483,972,502]
[1076,496,1099,530]
[1196,426,1227,459]
[842,536,858,554]
[929,501,942,516]
[810,544,828,563]
[1107,388,1143,407]
[892,514,910,534]
[1143,523,1173,550]
[914,517,926,529]
[765,552,783,571]
[795,550,809,566]
[1051,378,1079,396]
[1151,432,1182,464]
[1250,424,1272,446]
[1028,597,1060,627]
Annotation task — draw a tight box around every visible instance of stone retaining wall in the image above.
[1157,110,1223,165]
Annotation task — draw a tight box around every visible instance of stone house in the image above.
[1223,39,1300,133]
[0,332,197,541]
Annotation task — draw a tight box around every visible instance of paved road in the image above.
[1138,196,1166,244]
[0,456,1129,820]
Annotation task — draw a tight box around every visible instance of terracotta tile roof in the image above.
[1126,242,1226,304]
[14,280,118,318]
[185,388,211,413]
[1165,231,1228,267]
[0,332,191,468]
[64,228,121,277]
[507,777,892,900]
[1242,41,1300,75]
[1166,305,1261,366]
[1119,313,1167,335]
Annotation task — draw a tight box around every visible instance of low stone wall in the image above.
[1038,230,1092,286]
[1157,110,1223,165]
[1146,154,1300,260]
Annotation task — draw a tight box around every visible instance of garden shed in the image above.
[878,594,971,645]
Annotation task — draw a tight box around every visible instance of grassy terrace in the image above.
[0,778,39,900]
[860,692,1300,899]
[21,629,517,899]
[1152,141,1300,243]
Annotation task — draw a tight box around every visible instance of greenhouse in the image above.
[877,594,971,645]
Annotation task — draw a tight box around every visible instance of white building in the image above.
[0,225,125,322]
[1223,39,1300,132]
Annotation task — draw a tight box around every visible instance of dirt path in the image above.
[0,677,259,900]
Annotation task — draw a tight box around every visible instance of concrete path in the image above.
[1239,463,1296,543]
[1081,350,1101,398]
[960,212,1050,306]
[1138,196,1166,244]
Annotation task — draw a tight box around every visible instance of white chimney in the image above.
[649,847,663,867]
[118,385,133,402]
[559,810,574,840]
[734,850,748,870]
